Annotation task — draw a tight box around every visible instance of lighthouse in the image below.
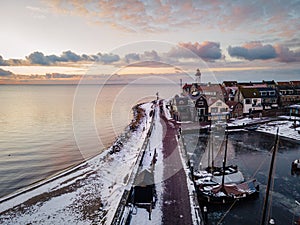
[195,68,201,83]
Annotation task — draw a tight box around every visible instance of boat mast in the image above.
[208,132,211,170]
[211,134,214,170]
[260,128,279,225]
[221,132,229,188]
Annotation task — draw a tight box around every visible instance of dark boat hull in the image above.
[196,180,260,205]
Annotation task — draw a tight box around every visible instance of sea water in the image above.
[183,131,300,224]
[0,84,179,198]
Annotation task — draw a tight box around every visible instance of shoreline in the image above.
[0,102,148,203]
[0,102,153,223]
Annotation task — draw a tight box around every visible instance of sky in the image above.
[0,0,300,83]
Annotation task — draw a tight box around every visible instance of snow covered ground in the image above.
[0,103,154,225]
[256,120,300,141]
[227,117,270,127]
[228,116,300,141]
[130,102,164,225]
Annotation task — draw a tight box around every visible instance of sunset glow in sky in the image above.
[0,0,299,82]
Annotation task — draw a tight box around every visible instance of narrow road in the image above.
[160,103,193,225]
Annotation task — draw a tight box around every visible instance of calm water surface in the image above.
[0,84,179,198]
[183,131,300,225]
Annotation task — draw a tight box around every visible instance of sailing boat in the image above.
[194,129,244,187]
[195,131,259,204]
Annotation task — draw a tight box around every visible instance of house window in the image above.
[261,91,267,96]
[220,108,227,112]
[197,108,205,116]
[252,99,257,106]
[211,107,218,113]
[269,91,275,96]
[245,99,251,104]
[280,90,286,95]
[216,102,222,106]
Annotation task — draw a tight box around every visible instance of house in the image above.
[223,81,238,87]
[194,95,208,122]
[291,81,300,104]
[226,101,243,118]
[257,87,279,109]
[291,81,300,95]
[277,81,298,107]
[207,99,229,121]
[236,87,263,114]
[182,83,192,95]
[198,83,228,102]
[182,83,201,95]
[223,81,238,101]
[262,80,277,89]
[171,95,191,121]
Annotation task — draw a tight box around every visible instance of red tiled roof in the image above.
[226,101,240,108]
[182,84,192,89]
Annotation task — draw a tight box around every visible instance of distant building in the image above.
[262,80,277,89]
[226,101,243,118]
[179,78,300,120]
[277,81,300,107]
[223,81,238,101]
[171,95,192,121]
[207,99,229,121]
[257,87,279,109]
[236,87,263,114]
[195,95,208,122]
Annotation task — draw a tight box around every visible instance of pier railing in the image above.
[111,105,156,225]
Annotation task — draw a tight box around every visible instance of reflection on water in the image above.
[183,131,300,225]
[0,84,179,198]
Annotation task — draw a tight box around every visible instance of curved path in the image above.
[160,104,193,225]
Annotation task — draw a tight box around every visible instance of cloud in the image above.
[26,6,48,19]
[0,55,8,66]
[228,42,300,62]
[126,61,171,68]
[274,44,300,62]
[228,42,277,60]
[25,50,118,65]
[124,53,140,63]
[27,51,50,65]
[26,51,81,65]
[141,50,160,61]
[98,53,120,64]
[0,68,13,76]
[44,0,300,40]
[60,50,82,62]
[167,41,223,61]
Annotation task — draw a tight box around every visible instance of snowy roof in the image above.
[134,169,154,187]
[212,171,244,184]
[290,104,300,109]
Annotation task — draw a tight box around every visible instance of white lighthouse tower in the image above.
[195,68,201,84]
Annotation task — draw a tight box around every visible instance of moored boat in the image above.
[194,132,259,204]
[245,125,259,131]
[197,179,259,204]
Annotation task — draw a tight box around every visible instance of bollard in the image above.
[203,206,208,224]
[269,218,275,224]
